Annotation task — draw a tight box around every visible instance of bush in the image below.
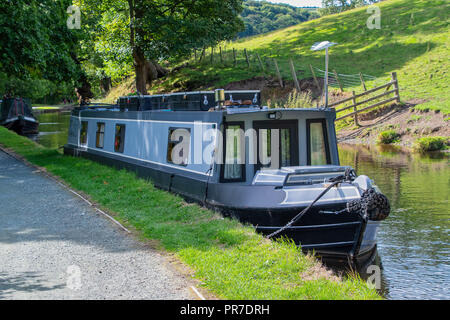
[267,90,313,109]
[413,136,449,152]
[377,130,400,144]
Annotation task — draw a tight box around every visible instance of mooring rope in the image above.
[266,168,356,239]
[265,168,390,239]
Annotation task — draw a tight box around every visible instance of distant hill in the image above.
[239,0,319,38]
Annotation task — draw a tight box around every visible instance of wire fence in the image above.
[189,46,387,95]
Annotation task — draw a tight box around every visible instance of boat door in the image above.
[253,120,299,173]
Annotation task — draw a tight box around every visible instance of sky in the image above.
[262,0,323,7]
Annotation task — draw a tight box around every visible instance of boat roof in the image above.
[79,90,334,114]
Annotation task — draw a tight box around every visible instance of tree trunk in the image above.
[133,49,168,95]
[129,0,168,95]
[133,48,148,94]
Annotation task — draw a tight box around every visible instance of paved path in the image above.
[0,150,193,299]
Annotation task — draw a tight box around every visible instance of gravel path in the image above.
[0,150,194,299]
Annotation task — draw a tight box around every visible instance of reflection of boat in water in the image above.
[0,98,39,135]
[64,89,390,266]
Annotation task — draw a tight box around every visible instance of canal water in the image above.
[34,111,449,300]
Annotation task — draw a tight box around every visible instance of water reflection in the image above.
[32,111,71,149]
[339,143,449,300]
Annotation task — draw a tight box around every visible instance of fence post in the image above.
[352,90,359,126]
[256,53,264,72]
[289,58,301,92]
[244,49,250,68]
[309,64,321,91]
[233,48,237,66]
[273,59,283,88]
[359,72,367,91]
[391,72,400,103]
[219,46,223,64]
[333,69,344,92]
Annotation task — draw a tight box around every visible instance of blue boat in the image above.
[64,90,390,266]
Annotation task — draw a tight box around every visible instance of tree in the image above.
[83,0,244,94]
[320,0,380,16]
[238,0,318,38]
[0,0,84,101]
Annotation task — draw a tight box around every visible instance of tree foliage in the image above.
[320,0,380,16]
[80,0,244,94]
[239,0,319,38]
[0,0,84,102]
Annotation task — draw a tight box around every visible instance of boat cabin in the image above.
[67,90,339,188]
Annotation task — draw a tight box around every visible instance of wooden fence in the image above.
[328,72,400,124]
[191,47,401,123]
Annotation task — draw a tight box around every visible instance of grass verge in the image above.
[0,127,380,299]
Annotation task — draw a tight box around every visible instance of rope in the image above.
[266,168,356,239]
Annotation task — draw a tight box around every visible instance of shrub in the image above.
[413,136,449,152]
[377,130,400,144]
[268,90,313,109]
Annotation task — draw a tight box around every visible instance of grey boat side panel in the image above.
[68,113,220,176]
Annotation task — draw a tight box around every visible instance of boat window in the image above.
[222,122,245,181]
[307,119,331,165]
[253,120,298,172]
[80,121,88,146]
[114,124,126,153]
[96,122,105,148]
[281,128,291,167]
[167,128,191,166]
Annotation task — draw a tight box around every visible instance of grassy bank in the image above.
[0,127,380,299]
[111,0,447,115]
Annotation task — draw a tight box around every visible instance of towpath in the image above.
[0,150,194,299]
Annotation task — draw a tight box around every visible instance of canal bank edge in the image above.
[336,105,449,152]
[0,127,381,300]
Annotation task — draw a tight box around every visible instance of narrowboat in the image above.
[64,90,390,266]
[0,98,39,135]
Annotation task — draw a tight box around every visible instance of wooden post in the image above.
[391,72,400,103]
[273,59,283,88]
[309,64,320,91]
[219,46,223,64]
[359,72,367,91]
[352,90,359,126]
[244,49,250,68]
[289,58,301,92]
[256,53,264,72]
[333,69,344,92]
[233,48,237,66]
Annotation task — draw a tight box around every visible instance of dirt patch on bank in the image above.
[338,104,449,148]
[221,75,351,107]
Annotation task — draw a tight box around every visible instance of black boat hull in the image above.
[64,144,378,266]
[2,117,39,135]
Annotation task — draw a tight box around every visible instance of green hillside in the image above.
[149,0,449,114]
